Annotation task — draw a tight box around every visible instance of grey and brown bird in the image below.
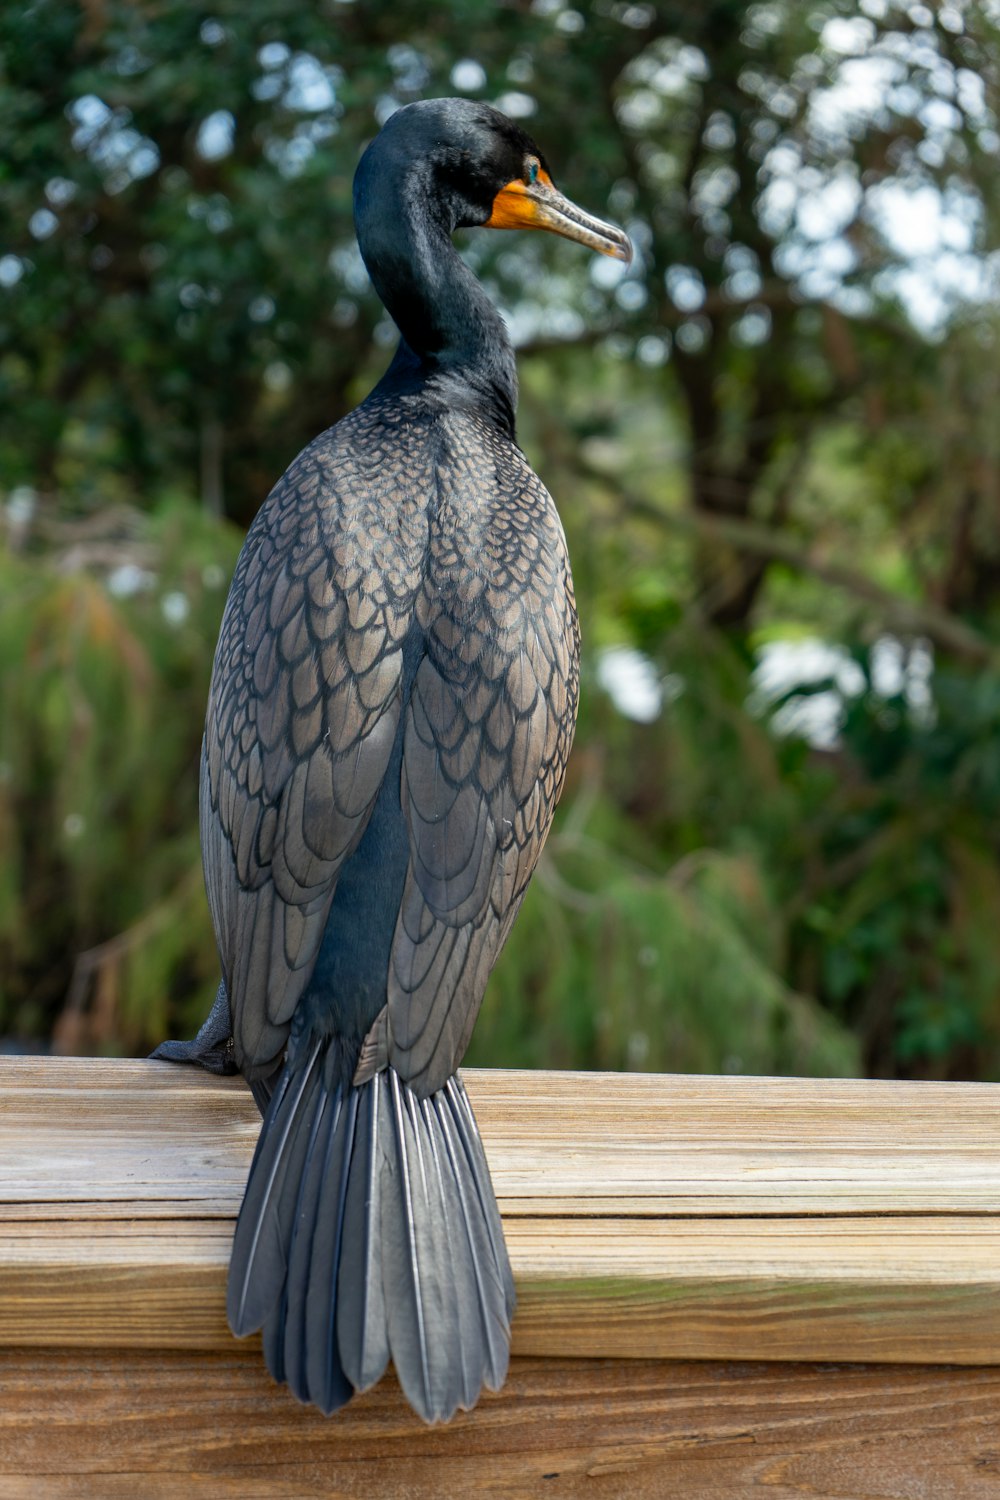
[153,97,631,1422]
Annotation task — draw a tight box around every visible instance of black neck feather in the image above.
[354,153,518,434]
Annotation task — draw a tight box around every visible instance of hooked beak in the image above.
[486,169,632,264]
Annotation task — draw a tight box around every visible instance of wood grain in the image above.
[2,1349,1000,1499]
[2,1058,1000,1365]
[5,1057,1000,1216]
[4,1057,1000,1497]
[4,1217,1000,1364]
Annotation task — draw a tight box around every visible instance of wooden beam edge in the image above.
[3,1216,1000,1364]
[4,1058,1000,1368]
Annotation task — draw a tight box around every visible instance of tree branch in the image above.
[619,489,998,666]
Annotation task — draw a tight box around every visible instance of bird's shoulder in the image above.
[418,406,579,667]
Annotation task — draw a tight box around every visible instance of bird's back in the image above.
[202,389,579,1096]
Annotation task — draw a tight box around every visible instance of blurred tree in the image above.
[0,500,241,1046]
[592,1,1000,626]
[3,0,998,539]
[2,1,1000,1081]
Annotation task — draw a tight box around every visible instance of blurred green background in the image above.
[2,0,1000,1081]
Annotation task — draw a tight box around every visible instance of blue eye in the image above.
[526,159,539,185]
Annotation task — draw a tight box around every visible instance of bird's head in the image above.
[355,97,632,265]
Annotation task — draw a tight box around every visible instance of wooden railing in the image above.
[2,1057,999,1496]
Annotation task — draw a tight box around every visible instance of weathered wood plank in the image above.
[2,1058,1000,1366]
[1,1349,999,1500]
[3,1216,1000,1362]
[3,1056,1000,1216]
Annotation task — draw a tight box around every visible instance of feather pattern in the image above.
[445,1075,517,1319]
[417,1092,478,1408]
[277,1079,332,1400]
[434,1084,511,1388]
[226,1042,321,1335]
[383,1068,433,1414]
[224,1037,513,1424]
[304,1083,357,1415]
[335,1073,390,1393]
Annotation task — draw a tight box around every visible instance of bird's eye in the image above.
[525,158,540,185]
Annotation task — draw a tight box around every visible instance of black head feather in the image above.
[355,98,547,234]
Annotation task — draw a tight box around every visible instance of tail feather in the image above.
[419,1091,490,1410]
[303,1085,356,1414]
[275,1080,333,1401]
[445,1077,517,1321]
[226,1039,514,1423]
[227,1044,321,1335]
[335,1076,390,1393]
[260,1072,330,1388]
[434,1087,511,1392]
[380,1070,460,1419]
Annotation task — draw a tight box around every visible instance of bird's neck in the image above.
[356,174,518,434]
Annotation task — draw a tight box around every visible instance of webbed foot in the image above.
[149,981,236,1076]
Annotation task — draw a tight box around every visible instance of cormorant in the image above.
[153,96,631,1422]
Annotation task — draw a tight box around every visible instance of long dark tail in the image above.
[226,1039,515,1422]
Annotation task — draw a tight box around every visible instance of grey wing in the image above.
[384,473,580,1097]
[201,459,413,1079]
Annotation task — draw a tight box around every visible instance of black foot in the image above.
[149,981,237,1077]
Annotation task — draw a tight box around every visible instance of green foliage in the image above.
[0,503,240,1049]
[787,661,1000,1076]
[470,837,858,1078]
[3,2,1000,1083]
[5,1,998,525]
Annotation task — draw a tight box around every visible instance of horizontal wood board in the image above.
[2,1349,1000,1499]
[2,1057,1000,1365]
